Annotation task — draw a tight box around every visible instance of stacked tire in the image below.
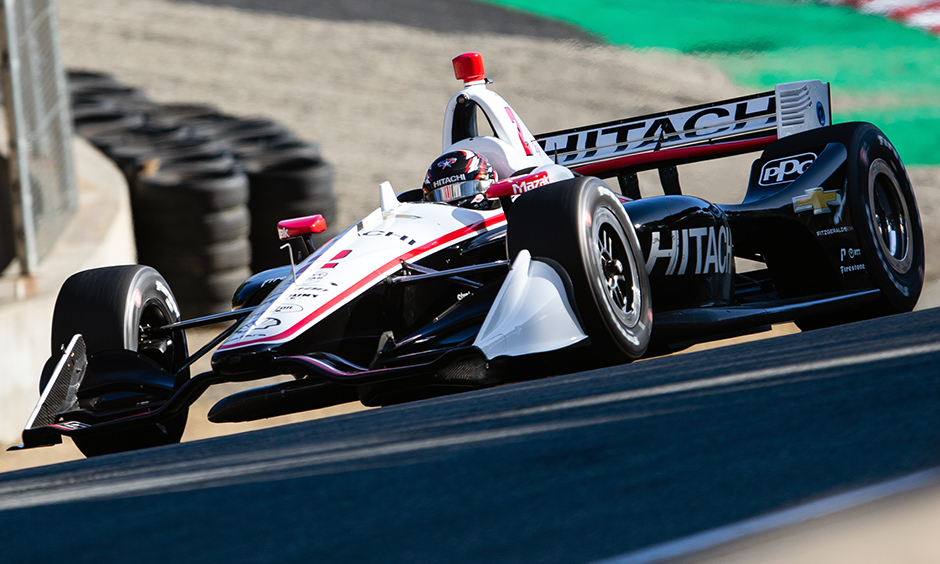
[69,71,148,138]
[244,149,336,272]
[133,166,252,316]
[66,70,337,316]
[171,112,337,272]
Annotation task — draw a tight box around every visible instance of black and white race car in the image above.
[14,53,923,456]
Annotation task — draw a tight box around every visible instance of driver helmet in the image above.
[423,150,497,204]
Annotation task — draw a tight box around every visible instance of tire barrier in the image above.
[66,70,337,316]
[246,155,337,272]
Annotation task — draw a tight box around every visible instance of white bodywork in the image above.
[473,250,587,360]
[219,73,582,359]
[775,80,831,139]
[219,187,586,360]
[218,195,507,352]
[441,81,553,178]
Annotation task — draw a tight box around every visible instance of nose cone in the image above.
[211,341,278,376]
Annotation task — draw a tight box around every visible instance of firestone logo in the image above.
[759,152,816,186]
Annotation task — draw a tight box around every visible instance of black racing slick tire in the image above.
[48,265,189,456]
[848,124,924,314]
[795,123,924,331]
[507,176,652,362]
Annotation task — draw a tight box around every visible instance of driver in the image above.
[423,150,498,208]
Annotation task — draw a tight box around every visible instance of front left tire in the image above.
[507,176,652,363]
[49,265,189,456]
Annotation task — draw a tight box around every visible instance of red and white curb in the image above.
[821,0,940,35]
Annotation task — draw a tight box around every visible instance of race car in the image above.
[13,52,923,457]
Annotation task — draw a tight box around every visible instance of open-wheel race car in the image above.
[13,53,923,456]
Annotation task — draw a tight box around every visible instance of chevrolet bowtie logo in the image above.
[793,187,842,215]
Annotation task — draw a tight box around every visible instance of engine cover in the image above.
[624,196,734,312]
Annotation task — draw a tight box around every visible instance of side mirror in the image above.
[277,214,327,260]
[277,214,327,240]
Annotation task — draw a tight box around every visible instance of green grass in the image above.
[845,106,940,167]
[476,0,940,164]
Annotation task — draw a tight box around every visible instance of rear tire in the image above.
[507,177,652,362]
[49,265,189,456]
[849,124,924,314]
[797,123,923,330]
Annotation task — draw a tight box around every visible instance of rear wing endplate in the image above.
[535,80,830,169]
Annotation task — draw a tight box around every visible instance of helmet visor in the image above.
[426,179,488,203]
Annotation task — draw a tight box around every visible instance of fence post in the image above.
[0,0,76,278]
[0,0,38,274]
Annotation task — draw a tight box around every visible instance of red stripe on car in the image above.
[219,213,506,350]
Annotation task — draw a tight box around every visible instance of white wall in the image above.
[0,137,135,447]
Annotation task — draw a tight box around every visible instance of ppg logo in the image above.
[759,152,816,186]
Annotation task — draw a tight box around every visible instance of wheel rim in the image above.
[138,301,180,371]
[868,158,912,274]
[595,214,641,327]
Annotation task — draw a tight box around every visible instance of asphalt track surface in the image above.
[3,308,940,563]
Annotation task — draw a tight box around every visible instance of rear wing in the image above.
[535,80,830,176]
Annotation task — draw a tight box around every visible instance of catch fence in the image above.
[0,0,76,274]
